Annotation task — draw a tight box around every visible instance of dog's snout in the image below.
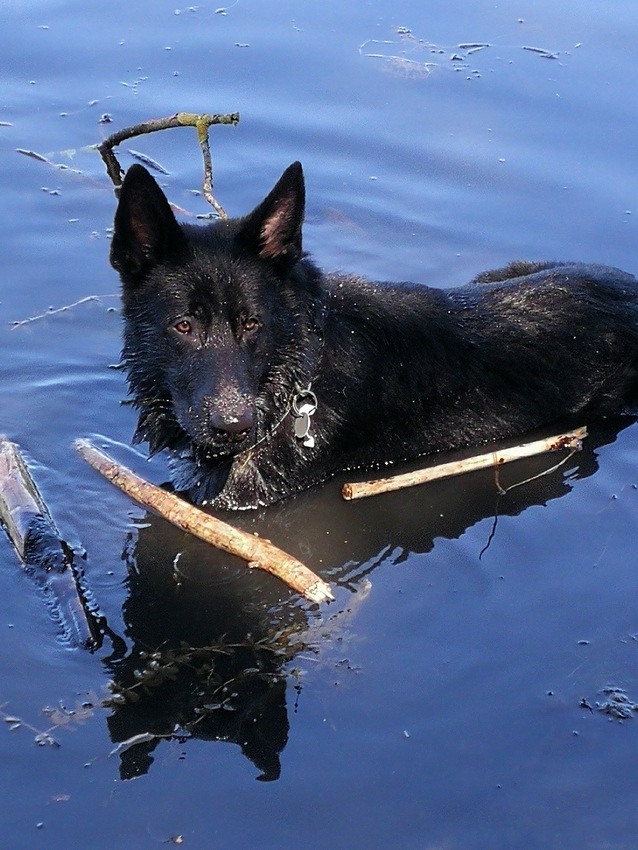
[203,394,254,441]
[210,408,254,436]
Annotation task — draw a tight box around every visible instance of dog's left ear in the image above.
[110,164,186,282]
[236,161,305,273]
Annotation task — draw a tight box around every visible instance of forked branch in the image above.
[97,111,240,217]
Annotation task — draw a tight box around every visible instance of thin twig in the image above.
[9,295,118,329]
[493,443,581,495]
[75,439,334,604]
[16,148,85,177]
[0,705,61,748]
[97,112,240,217]
[341,426,587,501]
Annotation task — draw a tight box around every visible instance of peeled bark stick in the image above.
[75,439,334,604]
[342,426,588,501]
[0,439,101,649]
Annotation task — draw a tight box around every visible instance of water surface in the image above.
[2,1,638,847]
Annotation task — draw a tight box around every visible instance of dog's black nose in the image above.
[210,409,254,438]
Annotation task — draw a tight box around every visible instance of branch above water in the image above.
[97,111,240,217]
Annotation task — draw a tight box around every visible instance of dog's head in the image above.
[110,162,321,459]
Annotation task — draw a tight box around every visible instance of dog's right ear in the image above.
[235,161,306,274]
[110,165,186,280]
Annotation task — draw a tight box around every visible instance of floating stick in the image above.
[75,439,334,604]
[342,427,587,501]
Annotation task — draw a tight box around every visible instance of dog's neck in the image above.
[240,288,329,458]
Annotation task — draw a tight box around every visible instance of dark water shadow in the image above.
[102,415,635,781]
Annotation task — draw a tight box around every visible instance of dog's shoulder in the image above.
[324,272,445,311]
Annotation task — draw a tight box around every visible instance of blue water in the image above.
[2,1,638,847]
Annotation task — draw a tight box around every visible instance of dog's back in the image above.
[111,163,638,508]
[318,262,638,464]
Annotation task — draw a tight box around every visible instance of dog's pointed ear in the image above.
[110,164,186,280]
[236,162,305,272]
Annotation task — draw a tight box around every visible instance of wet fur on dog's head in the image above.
[111,163,324,464]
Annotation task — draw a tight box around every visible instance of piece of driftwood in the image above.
[97,112,240,217]
[75,440,334,604]
[0,439,102,649]
[342,426,587,501]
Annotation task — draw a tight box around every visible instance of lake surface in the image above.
[2,1,638,847]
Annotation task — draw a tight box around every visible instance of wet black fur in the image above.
[111,162,638,509]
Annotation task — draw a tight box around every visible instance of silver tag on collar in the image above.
[292,387,318,448]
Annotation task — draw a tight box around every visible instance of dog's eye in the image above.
[241,316,261,335]
[173,319,193,335]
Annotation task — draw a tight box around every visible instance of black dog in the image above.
[110,162,638,509]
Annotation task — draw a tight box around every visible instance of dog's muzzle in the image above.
[198,398,255,452]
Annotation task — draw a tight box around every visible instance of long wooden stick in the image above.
[75,440,334,604]
[0,439,102,648]
[342,426,587,501]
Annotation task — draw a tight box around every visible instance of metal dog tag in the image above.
[294,401,316,447]
[292,385,318,448]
